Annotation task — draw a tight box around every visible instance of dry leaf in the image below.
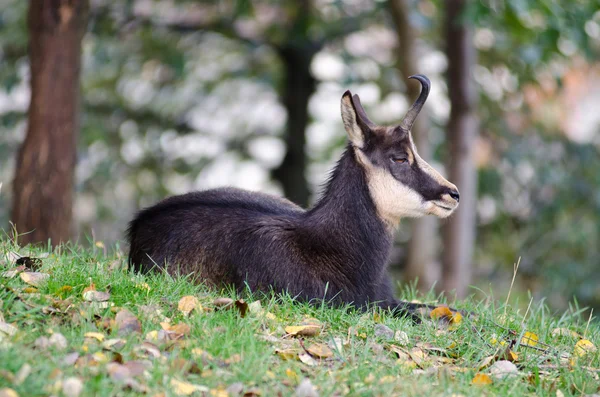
[574,339,597,357]
[248,300,263,314]
[551,328,581,339]
[178,296,200,316]
[14,363,31,385]
[19,272,49,287]
[478,355,497,370]
[521,331,538,347]
[472,373,493,385]
[307,343,333,358]
[430,306,453,320]
[48,333,68,350]
[235,299,248,317]
[0,388,19,397]
[298,353,318,366]
[84,332,105,342]
[170,379,209,396]
[285,368,300,383]
[62,377,84,397]
[285,325,320,337]
[115,309,142,336]
[0,322,17,336]
[275,348,299,360]
[213,298,234,309]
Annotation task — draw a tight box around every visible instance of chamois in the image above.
[127,75,460,317]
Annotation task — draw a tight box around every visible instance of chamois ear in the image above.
[341,90,375,148]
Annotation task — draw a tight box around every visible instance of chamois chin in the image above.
[127,75,459,317]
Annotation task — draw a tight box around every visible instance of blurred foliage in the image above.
[0,0,599,310]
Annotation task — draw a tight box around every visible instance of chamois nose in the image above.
[448,189,460,202]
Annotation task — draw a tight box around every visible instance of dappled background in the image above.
[1,0,599,312]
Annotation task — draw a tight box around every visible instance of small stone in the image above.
[295,378,318,397]
[62,377,84,397]
[374,324,394,340]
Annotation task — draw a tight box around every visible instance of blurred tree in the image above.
[11,0,89,245]
[441,0,478,298]
[389,0,440,291]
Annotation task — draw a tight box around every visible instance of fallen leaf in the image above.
[472,373,493,385]
[521,331,538,347]
[551,328,581,339]
[328,337,344,352]
[0,388,19,397]
[235,299,248,317]
[490,360,518,379]
[285,368,300,384]
[62,377,84,397]
[430,306,453,320]
[48,332,68,350]
[1,265,26,278]
[14,363,31,385]
[102,338,126,350]
[478,354,497,370]
[275,348,299,360]
[307,343,333,358]
[83,289,110,302]
[295,378,318,397]
[574,339,597,357]
[178,296,200,316]
[170,378,209,396]
[84,332,105,342]
[0,322,17,336]
[213,298,234,309]
[298,353,318,366]
[115,309,142,336]
[285,325,320,337]
[19,272,49,287]
[248,300,263,314]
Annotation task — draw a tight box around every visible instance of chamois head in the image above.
[341,75,459,226]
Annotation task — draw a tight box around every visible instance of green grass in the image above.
[0,238,599,397]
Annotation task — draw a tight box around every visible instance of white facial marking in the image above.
[355,134,459,227]
[355,149,427,228]
[341,95,364,148]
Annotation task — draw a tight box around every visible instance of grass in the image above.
[0,237,599,397]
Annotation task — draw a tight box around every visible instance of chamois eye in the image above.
[391,157,408,164]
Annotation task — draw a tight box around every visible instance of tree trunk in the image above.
[11,0,89,246]
[271,1,318,208]
[389,0,440,291]
[441,0,478,298]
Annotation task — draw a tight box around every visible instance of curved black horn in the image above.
[399,74,430,131]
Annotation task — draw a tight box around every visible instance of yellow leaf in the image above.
[56,285,73,297]
[23,287,39,293]
[521,331,538,347]
[447,341,457,349]
[84,332,105,342]
[284,325,320,337]
[170,379,208,396]
[285,368,299,383]
[379,375,396,383]
[472,373,493,385]
[430,306,453,320]
[209,388,228,397]
[178,296,200,316]
[307,343,333,358]
[275,349,298,360]
[19,272,49,287]
[95,241,105,249]
[0,388,19,397]
[574,339,597,357]
[265,312,277,320]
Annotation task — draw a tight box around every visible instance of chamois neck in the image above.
[307,144,392,243]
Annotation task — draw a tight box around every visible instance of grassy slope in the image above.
[0,238,599,397]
